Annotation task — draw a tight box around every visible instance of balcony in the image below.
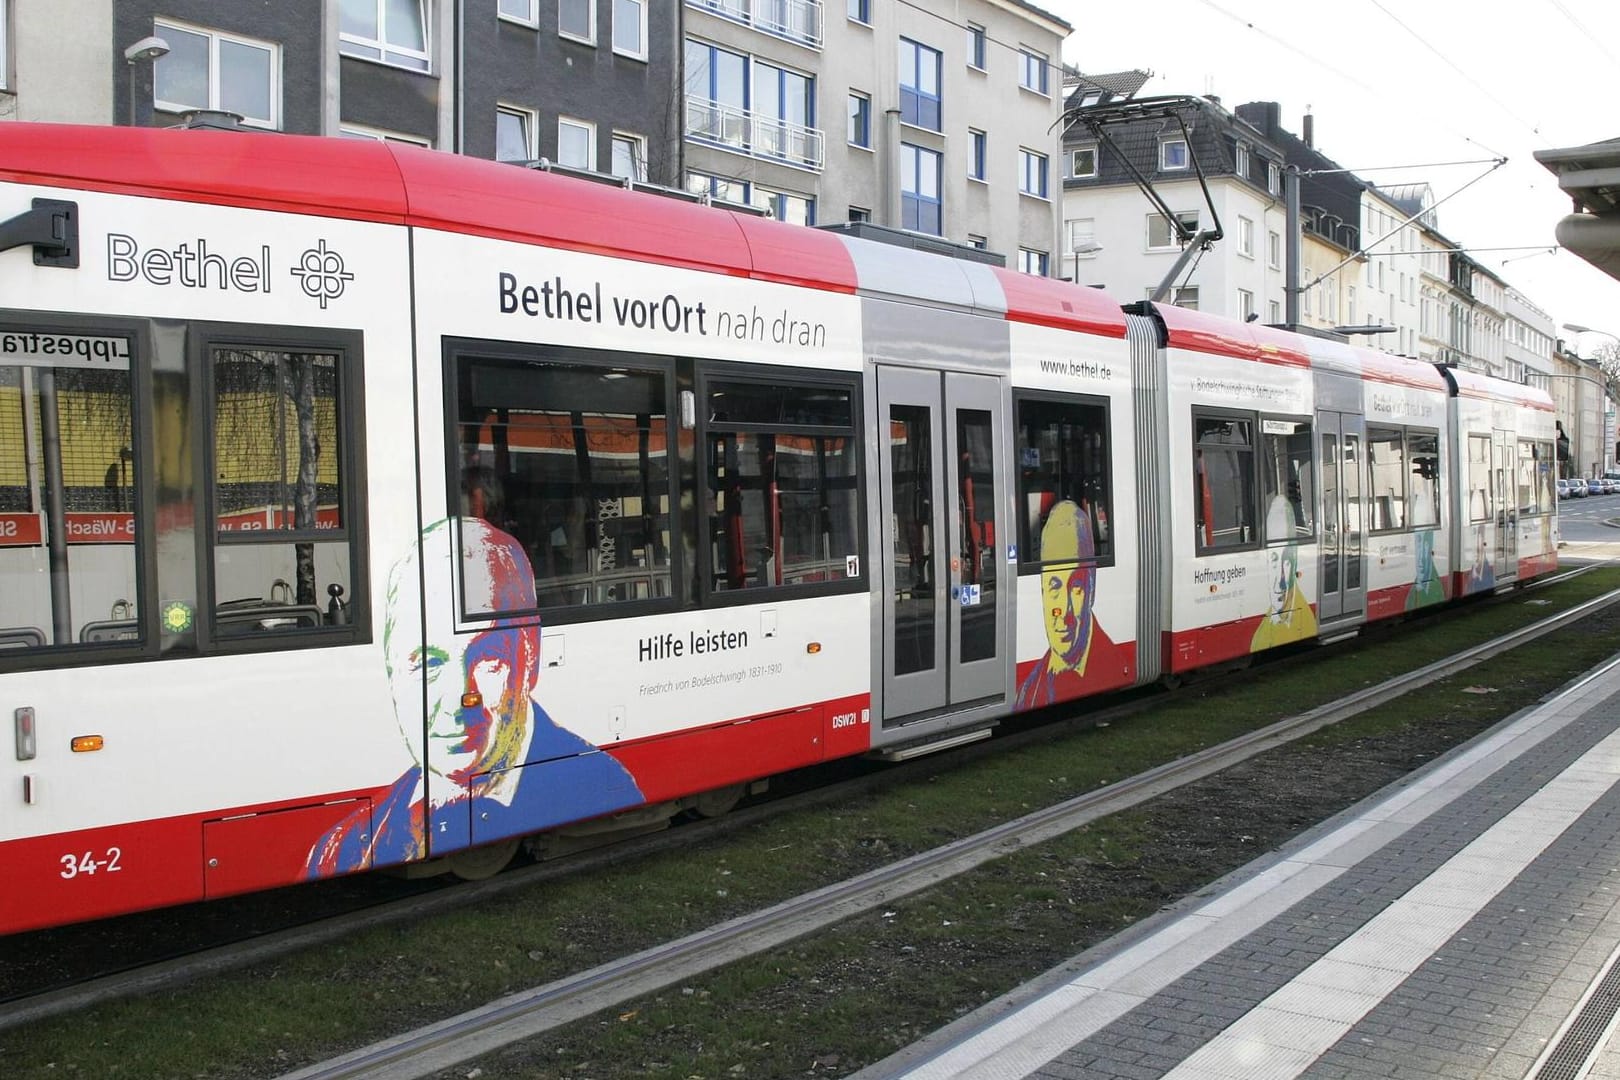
[686,0,823,50]
[685,97,824,171]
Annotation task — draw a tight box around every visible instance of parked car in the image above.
[1587,478,1605,496]
[1558,478,1571,499]
[1570,478,1589,497]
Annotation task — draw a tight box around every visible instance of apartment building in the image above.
[1060,88,1291,314]
[682,0,1069,264]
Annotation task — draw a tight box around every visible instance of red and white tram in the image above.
[0,123,1555,935]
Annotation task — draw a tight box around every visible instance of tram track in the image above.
[2,568,1613,1062]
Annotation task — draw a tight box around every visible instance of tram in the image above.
[0,123,1556,934]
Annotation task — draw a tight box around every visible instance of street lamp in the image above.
[123,35,170,128]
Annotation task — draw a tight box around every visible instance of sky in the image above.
[1041,0,1620,350]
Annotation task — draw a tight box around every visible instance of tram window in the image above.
[1518,440,1550,515]
[1539,440,1555,511]
[211,347,360,639]
[1014,395,1112,568]
[454,355,673,615]
[1193,413,1256,553]
[1407,430,1440,527]
[0,344,140,650]
[702,374,861,594]
[1260,416,1314,542]
[1365,426,1407,533]
[1467,434,1492,523]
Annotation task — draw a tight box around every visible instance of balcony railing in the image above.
[685,97,824,171]
[686,0,823,49]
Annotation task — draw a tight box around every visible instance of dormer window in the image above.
[1160,138,1188,171]
[1234,141,1249,178]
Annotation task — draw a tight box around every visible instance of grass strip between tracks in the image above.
[6,568,1620,1080]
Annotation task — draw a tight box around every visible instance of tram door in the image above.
[1317,410,1366,621]
[1494,429,1518,580]
[877,368,1006,723]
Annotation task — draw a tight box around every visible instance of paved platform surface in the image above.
[856,649,1620,1080]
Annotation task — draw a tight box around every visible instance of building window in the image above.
[558,116,595,169]
[0,0,8,90]
[969,129,986,181]
[848,92,870,148]
[1169,286,1199,309]
[1160,138,1188,171]
[1019,148,1048,198]
[1018,49,1049,95]
[1348,284,1357,324]
[1018,248,1049,276]
[1147,210,1198,249]
[340,0,429,71]
[847,0,870,23]
[1237,216,1254,258]
[688,171,749,203]
[899,38,941,131]
[1268,230,1281,269]
[1067,218,1096,259]
[613,0,646,58]
[559,0,595,43]
[340,125,431,146]
[1268,161,1281,194]
[1238,288,1255,321]
[966,234,987,249]
[849,205,871,223]
[1071,146,1097,178]
[154,20,281,128]
[1234,141,1249,178]
[752,186,815,226]
[966,23,986,70]
[901,142,942,235]
[1268,300,1281,324]
[496,105,536,161]
[498,0,538,25]
[611,132,648,181]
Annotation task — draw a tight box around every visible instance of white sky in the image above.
[1042,0,1620,347]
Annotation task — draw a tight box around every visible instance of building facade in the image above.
[1,0,1069,270]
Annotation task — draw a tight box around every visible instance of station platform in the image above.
[857,650,1620,1080]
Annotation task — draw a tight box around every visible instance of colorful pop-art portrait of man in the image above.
[306,517,643,876]
[1015,500,1120,710]
[1250,541,1318,650]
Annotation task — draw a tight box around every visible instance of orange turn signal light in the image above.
[71,735,104,753]
[806,642,822,654]
[461,692,483,709]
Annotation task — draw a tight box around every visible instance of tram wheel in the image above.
[688,783,747,818]
[446,837,521,881]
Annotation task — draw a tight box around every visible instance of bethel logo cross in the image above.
[290,239,354,309]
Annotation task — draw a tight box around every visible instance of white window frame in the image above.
[1071,146,1097,179]
[1268,300,1281,324]
[1147,210,1198,250]
[968,128,986,182]
[1018,49,1049,95]
[966,23,986,71]
[557,115,597,169]
[498,0,539,26]
[154,19,282,130]
[966,234,987,249]
[1267,230,1281,269]
[1237,216,1254,258]
[1160,138,1188,171]
[340,0,430,71]
[1018,248,1049,276]
[497,104,538,161]
[848,91,871,149]
[611,130,648,181]
[1067,218,1097,259]
[612,0,647,60]
[0,0,9,90]
[1169,286,1199,310]
[340,124,431,146]
[1235,141,1249,177]
[1267,161,1281,195]
[1238,288,1255,321]
[559,0,596,45]
[1018,147,1048,199]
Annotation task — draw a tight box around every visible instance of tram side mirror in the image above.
[325,583,349,626]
